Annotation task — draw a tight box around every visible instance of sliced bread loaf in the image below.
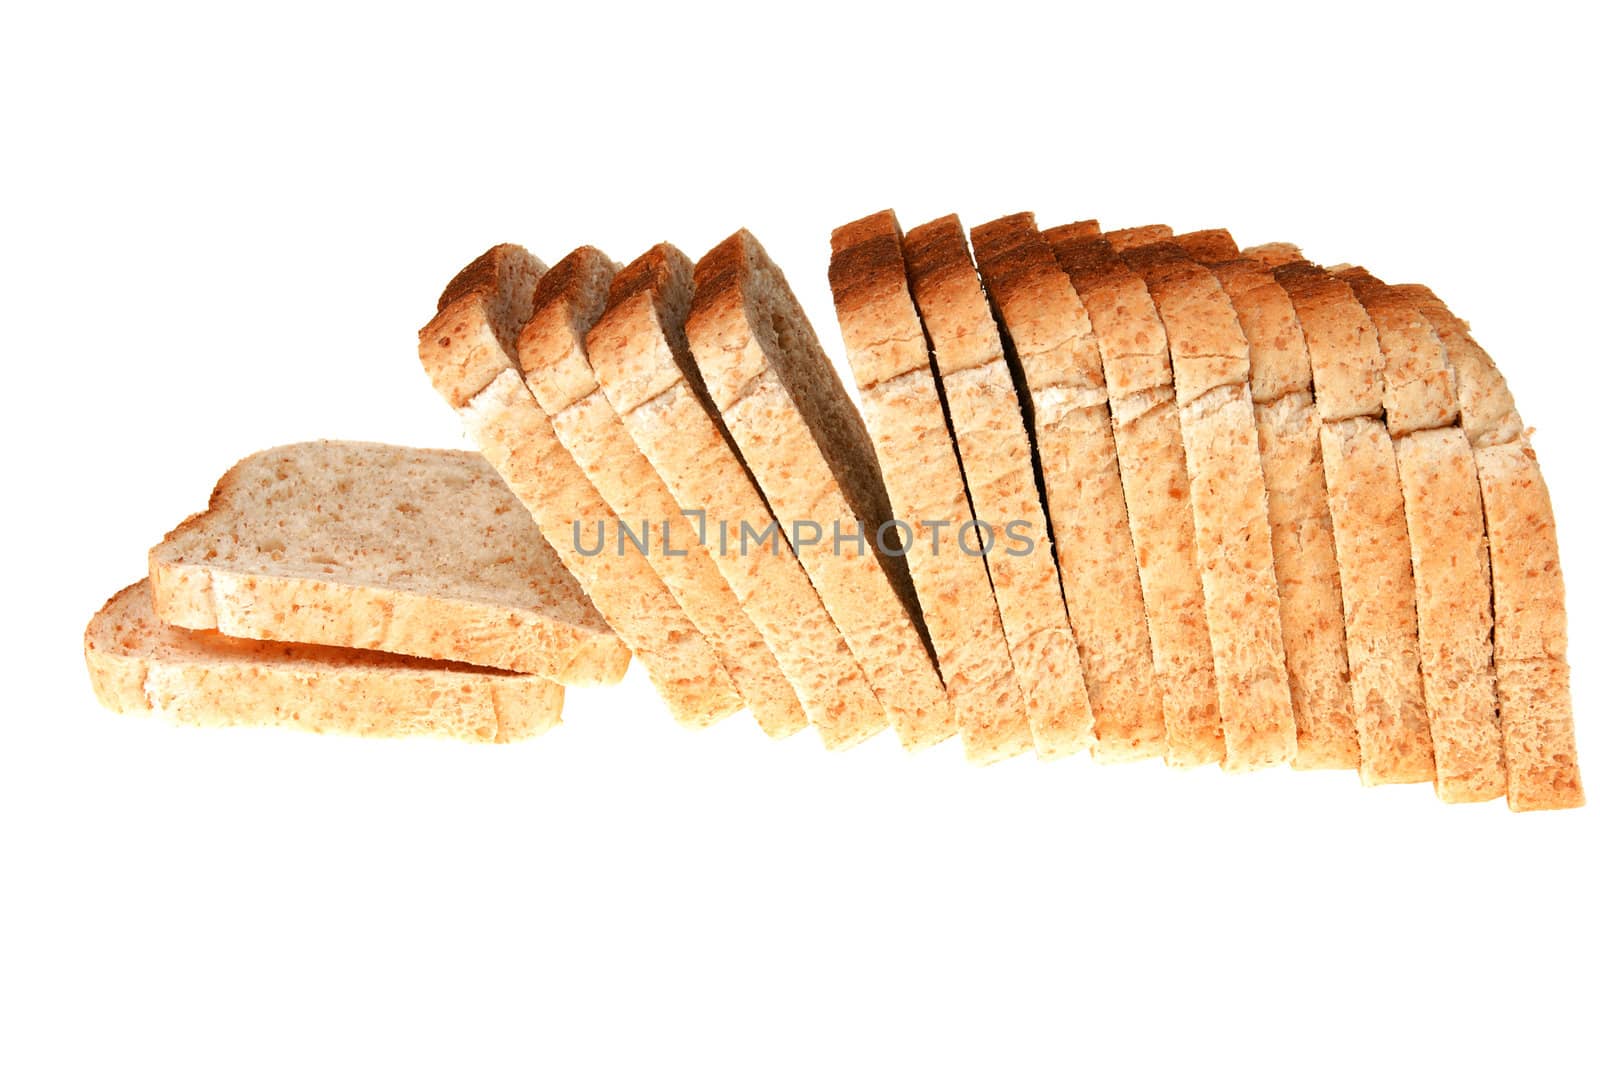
[518,247,807,740]
[902,214,1095,758]
[87,581,562,742]
[586,243,888,750]
[1115,236,1297,770]
[1336,268,1502,803]
[971,214,1166,762]
[1394,284,1581,811]
[828,211,1032,763]
[1183,240,1361,770]
[1044,227,1224,768]
[418,244,742,729]
[1261,258,1436,785]
[685,230,952,752]
[150,441,629,686]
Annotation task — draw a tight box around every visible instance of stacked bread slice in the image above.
[83,213,1582,810]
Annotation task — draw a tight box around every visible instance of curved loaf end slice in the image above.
[829,210,1032,764]
[586,243,888,751]
[518,247,807,740]
[87,581,562,743]
[419,245,742,729]
[1395,284,1581,811]
[149,442,630,686]
[688,229,953,752]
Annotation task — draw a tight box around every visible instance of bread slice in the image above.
[1393,284,1581,811]
[585,243,887,751]
[902,214,1095,758]
[1043,226,1223,768]
[1335,268,1502,803]
[517,247,807,740]
[1173,229,1240,265]
[1182,239,1360,770]
[970,214,1165,762]
[828,212,1032,762]
[418,244,742,729]
[1114,236,1297,771]
[87,581,562,742]
[150,441,629,687]
[685,230,952,752]
[1258,257,1436,785]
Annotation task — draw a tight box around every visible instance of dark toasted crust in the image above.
[436,243,520,313]
[527,246,613,333]
[827,210,908,325]
[1048,230,1127,291]
[1042,219,1101,244]
[1175,229,1239,264]
[967,212,1053,304]
[901,214,974,293]
[687,229,752,329]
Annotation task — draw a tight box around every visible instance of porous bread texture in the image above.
[1044,227,1223,768]
[418,244,742,729]
[1395,284,1581,811]
[829,210,1032,763]
[586,243,887,751]
[687,229,953,752]
[970,213,1165,763]
[1184,240,1360,770]
[903,214,1095,759]
[87,582,561,743]
[1336,267,1502,803]
[517,247,807,740]
[150,441,629,686]
[1264,259,1435,785]
[1116,237,1297,771]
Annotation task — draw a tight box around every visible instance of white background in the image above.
[3,2,1595,1063]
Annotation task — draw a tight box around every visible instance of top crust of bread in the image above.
[148,441,629,685]
[421,244,547,407]
[515,245,618,413]
[1270,262,1385,421]
[1336,268,1457,436]
[1174,229,1240,264]
[1104,224,1174,251]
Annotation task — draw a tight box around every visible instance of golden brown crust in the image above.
[1104,224,1174,252]
[1175,229,1239,264]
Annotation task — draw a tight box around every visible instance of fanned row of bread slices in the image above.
[84,211,1582,810]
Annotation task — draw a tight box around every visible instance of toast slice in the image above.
[150,441,629,686]
[1043,226,1223,767]
[87,581,562,742]
[418,244,742,729]
[1393,284,1581,811]
[586,243,887,750]
[902,214,1095,758]
[971,214,1165,762]
[1259,257,1436,785]
[1336,268,1503,803]
[828,212,1032,763]
[517,247,807,740]
[685,230,952,752]
[1114,236,1297,770]
[1182,239,1361,770]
